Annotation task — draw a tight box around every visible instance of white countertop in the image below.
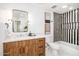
[3,35,45,43]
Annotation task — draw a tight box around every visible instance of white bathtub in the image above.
[47,41,79,56]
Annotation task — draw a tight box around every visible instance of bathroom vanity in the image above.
[3,36,45,56]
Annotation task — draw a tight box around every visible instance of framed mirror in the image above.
[12,9,28,32]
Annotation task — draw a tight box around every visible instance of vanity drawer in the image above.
[37,38,45,47]
[36,47,45,56]
[3,41,19,56]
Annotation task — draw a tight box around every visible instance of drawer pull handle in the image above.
[39,40,43,42]
[39,46,43,48]
[39,53,43,56]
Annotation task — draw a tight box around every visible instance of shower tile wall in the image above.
[54,8,79,45]
[77,8,79,45]
[61,8,79,45]
[54,12,62,42]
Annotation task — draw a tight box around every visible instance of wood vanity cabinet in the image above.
[3,38,45,56]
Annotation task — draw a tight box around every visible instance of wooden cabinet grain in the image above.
[3,38,45,56]
[36,38,45,56]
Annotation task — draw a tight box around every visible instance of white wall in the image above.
[0,3,44,35]
[0,3,54,36]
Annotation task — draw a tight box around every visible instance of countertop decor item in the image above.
[28,31,36,36]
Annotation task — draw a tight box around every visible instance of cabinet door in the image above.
[3,42,18,56]
[28,39,36,56]
[18,40,30,56]
[36,38,45,56]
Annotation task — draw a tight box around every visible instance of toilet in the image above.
[47,42,60,56]
[45,35,60,55]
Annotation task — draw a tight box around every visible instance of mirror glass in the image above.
[12,9,28,32]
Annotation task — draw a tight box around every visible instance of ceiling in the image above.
[50,3,79,13]
[33,3,79,13]
[0,3,79,13]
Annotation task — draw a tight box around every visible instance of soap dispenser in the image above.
[28,31,32,36]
